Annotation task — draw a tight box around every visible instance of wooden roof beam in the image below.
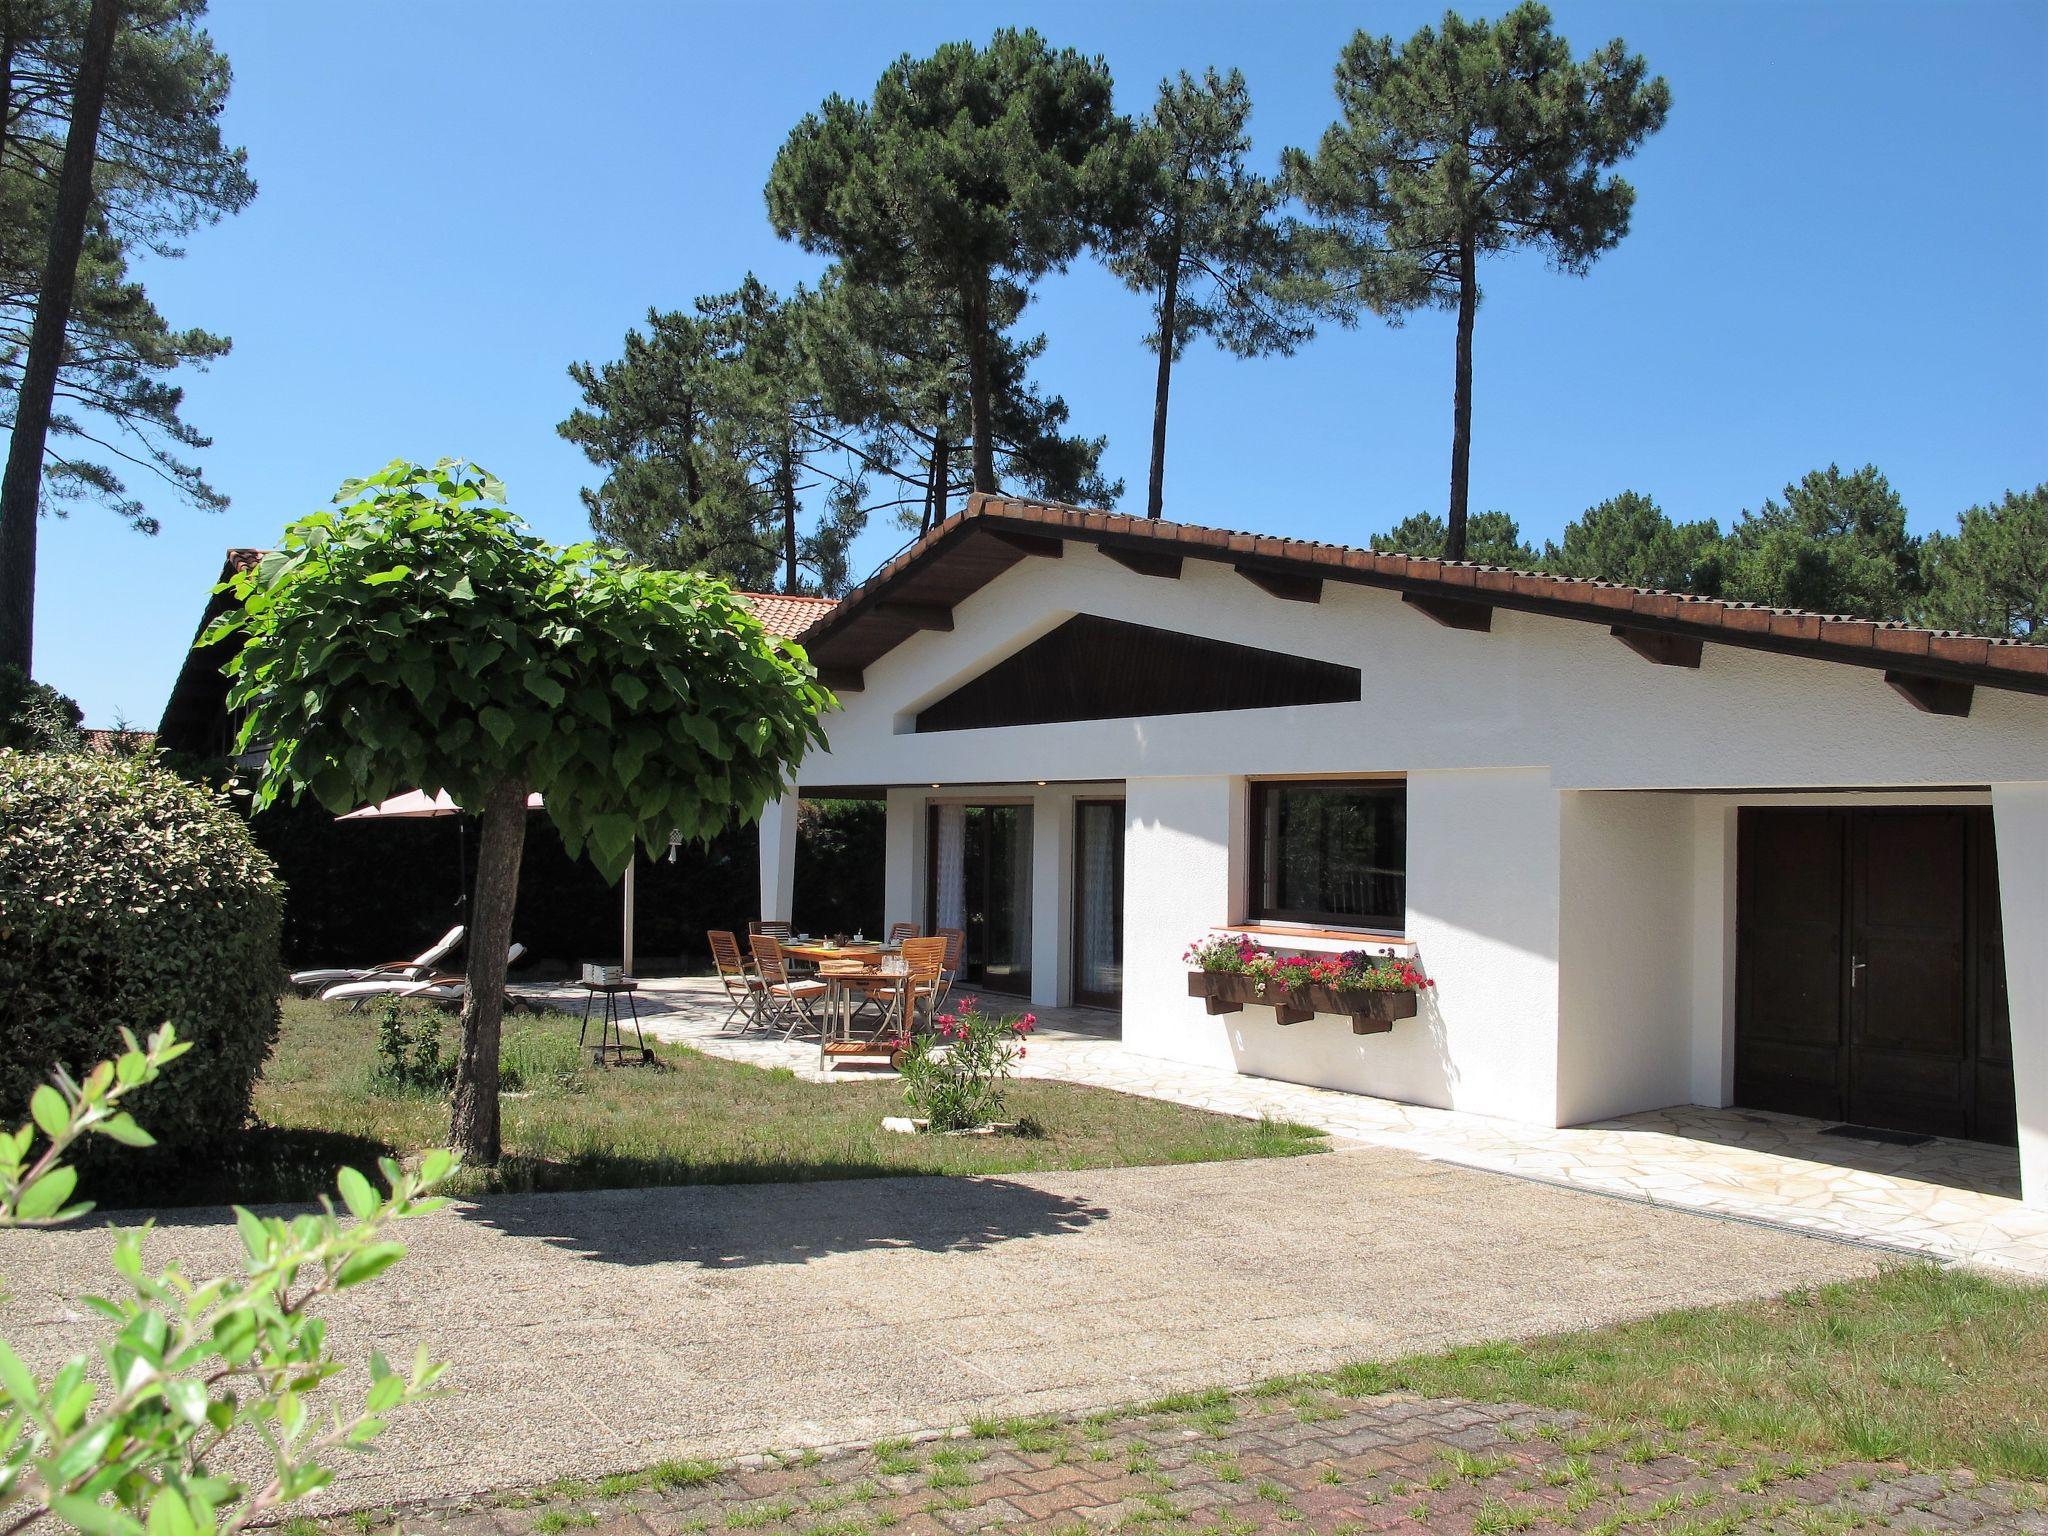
[1611,626,1702,668]
[817,667,864,693]
[1402,592,1493,632]
[875,601,953,632]
[1886,670,1972,718]
[1099,542,1183,579]
[981,525,1064,559]
[1235,562,1322,604]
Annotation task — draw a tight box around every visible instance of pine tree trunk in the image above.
[779,436,798,593]
[964,272,995,495]
[927,420,949,534]
[1446,227,1477,563]
[449,775,529,1167]
[1146,234,1181,521]
[0,0,118,673]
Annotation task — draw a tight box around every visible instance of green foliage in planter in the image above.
[0,749,283,1142]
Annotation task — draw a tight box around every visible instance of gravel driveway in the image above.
[0,1145,1883,1508]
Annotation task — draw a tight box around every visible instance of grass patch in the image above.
[99,996,1324,1206]
[1328,1265,2048,1481]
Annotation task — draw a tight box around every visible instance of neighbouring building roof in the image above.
[80,728,156,755]
[799,493,2048,706]
[156,554,841,755]
[737,591,837,639]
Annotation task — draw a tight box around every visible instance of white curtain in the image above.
[934,804,966,932]
[1078,804,1119,993]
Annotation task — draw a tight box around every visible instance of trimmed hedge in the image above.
[0,749,283,1144]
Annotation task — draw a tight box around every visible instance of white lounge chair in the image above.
[290,925,465,995]
[320,943,525,1012]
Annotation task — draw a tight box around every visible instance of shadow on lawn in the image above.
[82,1125,401,1214]
[457,1167,1109,1268]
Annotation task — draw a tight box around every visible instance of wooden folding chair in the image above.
[750,919,793,941]
[888,921,920,943]
[887,936,950,1037]
[935,926,967,1012]
[708,929,765,1031]
[751,933,826,1039]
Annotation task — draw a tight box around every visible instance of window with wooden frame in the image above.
[1249,780,1406,930]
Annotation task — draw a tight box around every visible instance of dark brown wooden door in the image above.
[1734,806,2012,1144]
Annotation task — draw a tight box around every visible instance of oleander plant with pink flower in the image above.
[1183,933,1433,994]
[898,997,1037,1132]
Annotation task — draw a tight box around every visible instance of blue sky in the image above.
[34,0,2047,726]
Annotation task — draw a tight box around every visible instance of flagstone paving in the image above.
[523,977,2048,1280]
[333,1381,2047,1536]
[3,1142,1879,1509]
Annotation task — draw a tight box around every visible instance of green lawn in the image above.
[1327,1263,2048,1482]
[96,996,1323,1207]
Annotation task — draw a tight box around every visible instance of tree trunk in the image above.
[449,775,530,1167]
[1445,226,1477,563]
[0,0,117,674]
[1146,232,1182,521]
[927,417,949,534]
[779,434,798,594]
[964,272,995,495]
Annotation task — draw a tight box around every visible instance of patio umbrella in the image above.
[336,788,643,975]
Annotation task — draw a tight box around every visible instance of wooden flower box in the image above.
[1186,969,1419,1035]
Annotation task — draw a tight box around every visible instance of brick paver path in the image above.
[374,1384,2044,1536]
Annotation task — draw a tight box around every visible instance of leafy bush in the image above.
[0,750,284,1145]
[0,1025,450,1533]
[898,998,1035,1132]
[0,665,82,751]
[372,998,453,1095]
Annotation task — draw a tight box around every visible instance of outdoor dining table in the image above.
[782,940,886,965]
[813,957,906,1071]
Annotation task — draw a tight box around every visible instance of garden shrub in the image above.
[899,998,1036,1132]
[0,748,284,1145]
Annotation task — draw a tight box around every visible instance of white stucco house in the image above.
[755,493,2048,1209]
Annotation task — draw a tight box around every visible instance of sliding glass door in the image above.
[1072,799,1124,1009]
[927,802,1033,996]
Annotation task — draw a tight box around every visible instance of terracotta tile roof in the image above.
[737,591,837,639]
[799,493,2048,698]
[80,728,155,754]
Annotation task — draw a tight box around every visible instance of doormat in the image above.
[1820,1123,1935,1148]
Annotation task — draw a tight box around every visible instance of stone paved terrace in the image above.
[345,1381,2046,1536]
[4,1146,1882,1509]
[517,976,2048,1280]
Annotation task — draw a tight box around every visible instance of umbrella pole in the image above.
[622,858,637,977]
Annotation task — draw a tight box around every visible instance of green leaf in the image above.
[29,1084,67,1138]
[362,565,412,586]
[14,1164,79,1221]
[161,1377,209,1427]
[525,672,565,707]
[50,1495,144,1536]
[613,674,648,710]
[95,1113,155,1149]
[0,1337,38,1406]
[479,706,517,747]
[336,1165,379,1220]
[333,1242,408,1289]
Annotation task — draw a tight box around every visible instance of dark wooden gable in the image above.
[913,614,1362,733]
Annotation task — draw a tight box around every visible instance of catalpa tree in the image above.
[207,460,831,1163]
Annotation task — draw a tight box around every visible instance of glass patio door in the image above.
[927,803,1033,996]
[1072,799,1124,1009]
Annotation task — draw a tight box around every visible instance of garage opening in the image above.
[1735,806,2014,1144]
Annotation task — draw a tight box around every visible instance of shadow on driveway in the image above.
[456,1171,1110,1267]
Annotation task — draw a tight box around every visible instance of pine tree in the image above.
[1919,484,2047,641]
[1105,68,1314,518]
[1371,508,1537,567]
[1285,4,1667,559]
[766,28,1131,497]
[1721,464,1921,619]
[0,0,253,671]
[1544,491,1723,593]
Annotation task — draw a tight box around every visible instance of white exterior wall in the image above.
[772,543,2048,1191]
[1557,792,1696,1126]
[1992,784,2048,1208]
